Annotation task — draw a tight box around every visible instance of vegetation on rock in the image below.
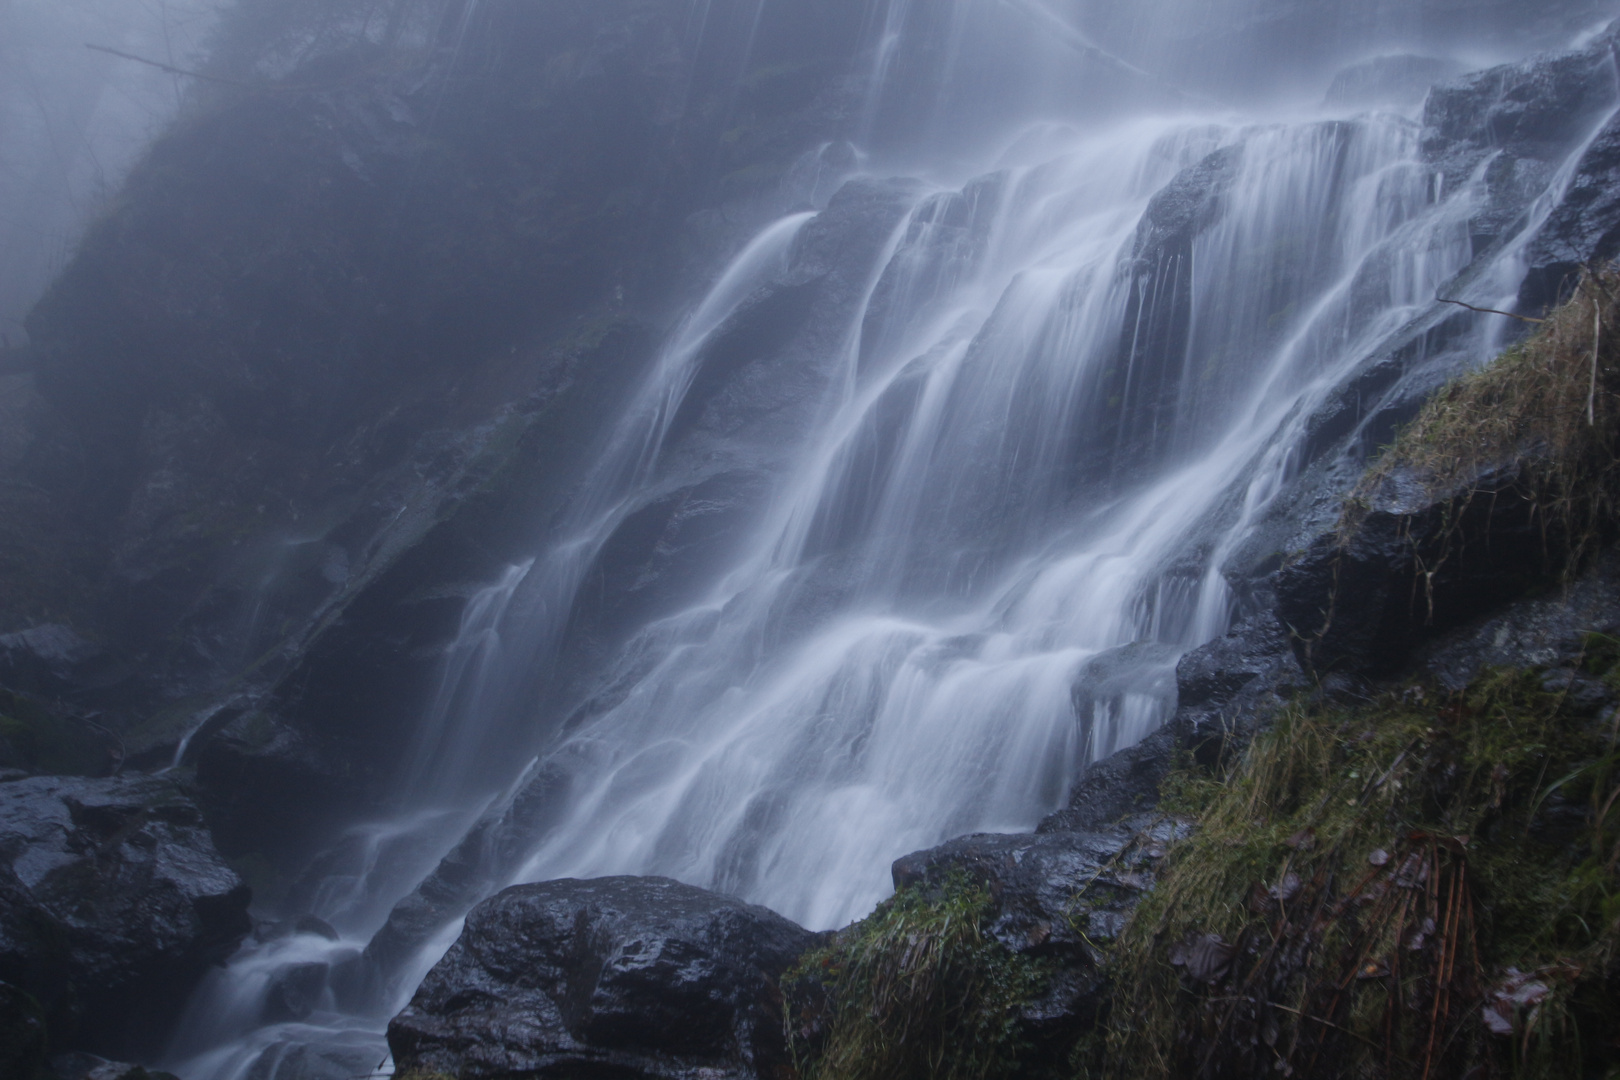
[1094,278,1620,1080]
[1346,268,1620,574]
[1104,660,1619,1079]
[783,874,1050,1080]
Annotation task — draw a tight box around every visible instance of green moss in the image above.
[783,874,1049,1080]
[1106,665,1620,1080]
[1344,269,1620,575]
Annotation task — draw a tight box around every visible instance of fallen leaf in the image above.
[1483,1001,1515,1036]
[1172,932,1235,983]
[1269,873,1302,902]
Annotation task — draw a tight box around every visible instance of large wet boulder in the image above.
[0,774,251,1060]
[387,876,816,1080]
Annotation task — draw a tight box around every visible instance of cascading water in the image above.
[162,3,1620,1077]
[501,114,1485,929]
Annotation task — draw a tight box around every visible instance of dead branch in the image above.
[85,43,261,88]
[1438,297,1548,323]
[1435,297,1547,324]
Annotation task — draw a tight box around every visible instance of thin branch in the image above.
[1590,294,1601,427]
[85,43,260,88]
[1268,1002,1414,1061]
[85,43,377,94]
[1435,297,1546,324]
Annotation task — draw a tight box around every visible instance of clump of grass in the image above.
[783,874,1049,1080]
[1344,269,1620,573]
[1107,660,1620,1080]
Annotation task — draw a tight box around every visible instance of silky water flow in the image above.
[162,12,1620,1080]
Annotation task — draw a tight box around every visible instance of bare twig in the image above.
[1269,1002,1414,1061]
[1435,297,1547,325]
[85,43,259,88]
[1590,289,1602,427]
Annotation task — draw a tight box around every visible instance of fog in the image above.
[0,0,228,342]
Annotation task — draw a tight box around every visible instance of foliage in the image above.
[1344,268,1620,575]
[783,874,1049,1080]
[1106,660,1620,1080]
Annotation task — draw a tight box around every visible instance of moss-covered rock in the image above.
[1106,658,1620,1080]
[783,875,1053,1080]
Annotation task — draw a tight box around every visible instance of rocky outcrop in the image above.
[1040,612,1304,835]
[1273,461,1567,676]
[1527,109,1620,311]
[387,876,815,1080]
[1422,25,1620,301]
[0,774,251,1060]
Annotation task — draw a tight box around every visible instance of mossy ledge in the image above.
[1345,268,1620,576]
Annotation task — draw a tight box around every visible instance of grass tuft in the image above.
[1344,268,1620,576]
[782,873,1049,1080]
[1106,662,1620,1080]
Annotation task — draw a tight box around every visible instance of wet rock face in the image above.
[0,774,251,1060]
[1423,27,1620,267]
[1526,110,1620,310]
[388,876,816,1080]
[0,0,873,815]
[1274,463,1558,676]
[1041,612,1303,835]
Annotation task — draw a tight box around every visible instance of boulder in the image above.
[387,876,816,1080]
[0,774,251,1060]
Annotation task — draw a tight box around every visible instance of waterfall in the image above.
[161,3,1618,1076]
[498,114,1478,930]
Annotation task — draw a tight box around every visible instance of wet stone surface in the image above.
[0,774,251,1061]
[388,876,816,1080]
